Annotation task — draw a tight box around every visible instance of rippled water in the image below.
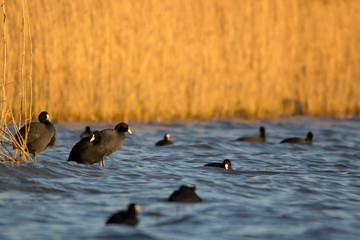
[1,117,360,240]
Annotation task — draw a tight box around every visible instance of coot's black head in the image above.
[306,132,313,141]
[223,159,233,170]
[90,131,102,143]
[260,126,266,138]
[38,111,50,123]
[164,133,171,141]
[85,126,91,132]
[115,122,132,134]
[128,203,141,215]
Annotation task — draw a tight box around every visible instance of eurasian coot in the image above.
[67,131,106,166]
[280,132,313,144]
[205,159,233,170]
[80,126,92,139]
[236,126,266,142]
[14,111,56,160]
[155,133,173,146]
[106,203,141,226]
[168,185,202,203]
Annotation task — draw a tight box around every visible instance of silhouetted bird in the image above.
[205,159,233,170]
[155,133,173,146]
[67,131,106,165]
[80,126,92,139]
[100,122,132,166]
[280,132,313,144]
[14,111,56,160]
[236,126,266,142]
[168,185,202,203]
[106,203,141,226]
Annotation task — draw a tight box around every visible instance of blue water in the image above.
[1,117,360,240]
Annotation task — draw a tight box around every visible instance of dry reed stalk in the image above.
[0,0,33,162]
[3,0,360,122]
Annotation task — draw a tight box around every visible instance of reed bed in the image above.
[3,0,360,122]
[1,0,33,162]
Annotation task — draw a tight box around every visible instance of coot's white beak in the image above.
[90,134,95,142]
[127,127,133,134]
[224,163,229,170]
[46,114,51,122]
[135,204,142,214]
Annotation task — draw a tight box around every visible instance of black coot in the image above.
[106,203,141,226]
[67,131,106,166]
[280,132,313,144]
[205,159,233,170]
[155,133,173,146]
[101,122,132,157]
[80,126,92,139]
[168,185,202,203]
[14,111,56,160]
[236,126,266,142]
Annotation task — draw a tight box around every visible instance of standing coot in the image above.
[236,126,266,142]
[14,111,56,160]
[155,133,173,146]
[168,185,202,203]
[205,159,233,170]
[280,132,313,144]
[80,126,92,139]
[101,122,132,159]
[67,131,106,166]
[106,203,141,226]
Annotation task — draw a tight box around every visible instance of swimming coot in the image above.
[14,111,56,160]
[168,185,202,203]
[280,132,313,144]
[236,126,266,142]
[101,122,132,157]
[80,126,92,139]
[67,131,106,166]
[205,159,233,170]
[106,203,141,226]
[155,133,173,146]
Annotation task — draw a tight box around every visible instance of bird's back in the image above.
[101,129,125,156]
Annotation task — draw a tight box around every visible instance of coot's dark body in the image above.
[280,132,313,144]
[155,133,173,146]
[168,185,202,203]
[101,122,132,156]
[67,131,105,165]
[236,126,266,142]
[80,126,92,139]
[14,111,56,160]
[205,159,233,170]
[106,203,141,226]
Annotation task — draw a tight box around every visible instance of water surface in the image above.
[1,117,360,240]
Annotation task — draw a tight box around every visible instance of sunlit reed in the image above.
[3,0,360,122]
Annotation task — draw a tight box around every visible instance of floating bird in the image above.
[236,126,266,142]
[106,203,141,226]
[280,132,313,144]
[67,131,106,165]
[155,133,173,146]
[100,123,132,166]
[168,185,202,203]
[14,111,56,161]
[80,126,92,139]
[205,159,233,170]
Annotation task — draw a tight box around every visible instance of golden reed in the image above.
[2,0,360,122]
